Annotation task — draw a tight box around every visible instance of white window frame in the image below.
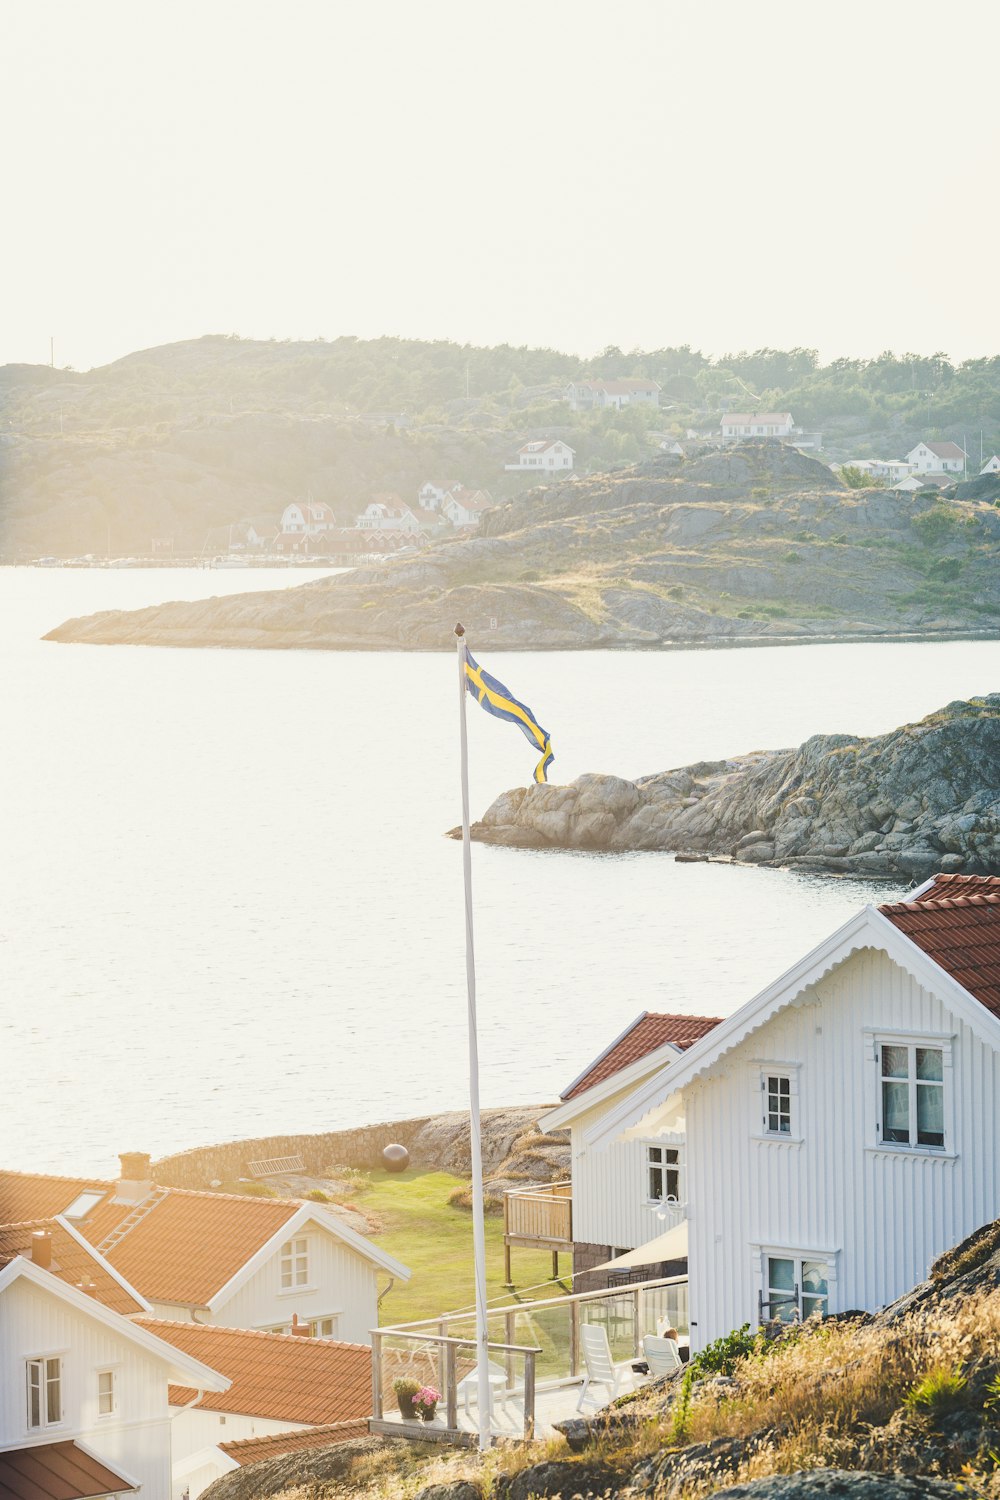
[752,1244,839,1330]
[751,1061,802,1144]
[309,1314,341,1339]
[97,1368,117,1417]
[865,1029,955,1157]
[279,1236,310,1292]
[644,1141,683,1206]
[26,1356,63,1431]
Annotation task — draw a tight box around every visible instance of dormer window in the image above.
[63,1190,105,1220]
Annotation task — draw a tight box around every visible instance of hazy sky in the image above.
[3,0,998,372]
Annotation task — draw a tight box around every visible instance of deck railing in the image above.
[370,1274,688,1444]
[502,1180,572,1282]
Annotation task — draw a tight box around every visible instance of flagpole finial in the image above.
[454,623,465,637]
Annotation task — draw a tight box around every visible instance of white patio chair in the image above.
[576,1323,636,1411]
[642,1334,682,1377]
[457,1359,509,1418]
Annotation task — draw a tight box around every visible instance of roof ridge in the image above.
[164,1185,305,1209]
[0,1168,109,1186]
[883,892,1000,914]
[135,1317,370,1351]
[220,1420,365,1449]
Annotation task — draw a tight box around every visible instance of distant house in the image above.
[565,379,660,412]
[505,439,575,473]
[841,460,914,486]
[0,1250,228,1500]
[440,487,493,528]
[280,501,336,536]
[417,481,460,511]
[659,440,685,457]
[981,455,1000,475]
[892,473,951,493]
[136,1319,372,1499]
[0,1155,410,1344]
[721,412,795,440]
[905,440,966,474]
[355,502,422,534]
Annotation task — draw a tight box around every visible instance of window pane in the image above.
[768,1256,794,1292]
[882,1045,908,1079]
[46,1361,60,1423]
[917,1083,945,1146]
[778,1077,790,1098]
[802,1261,828,1298]
[665,1149,679,1165]
[916,1048,943,1082]
[882,1080,910,1142]
[28,1365,41,1428]
[648,1147,662,1164]
[280,1270,292,1289]
[802,1295,826,1320]
[649,1167,661,1199]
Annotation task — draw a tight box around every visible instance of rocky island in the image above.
[44,444,1000,650]
[456,695,1000,882]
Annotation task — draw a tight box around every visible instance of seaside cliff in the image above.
[455,695,1000,881]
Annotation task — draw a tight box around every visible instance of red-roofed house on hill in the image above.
[565,379,661,411]
[905,439,967,474]
[583,874,1000,1350]
[505,439,575,473]
[134,1319,372,1499]
[523,1012,722,1290]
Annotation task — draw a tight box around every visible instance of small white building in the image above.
[505,439,575,473]
[587,873,1000,1351]
[355,502,422,534]
[280,500,337,535]
[905,440,967,474]
[440,487,493,528]
[0,1158,411,1346]
[721,412,795,440]
[136,1318,372,1499]
[980,455,1000,475]
[417,481,460,511]
[892,473,951,493]
[565,379,661,412]
[842,459,914,486]
[0,1252,228,1500]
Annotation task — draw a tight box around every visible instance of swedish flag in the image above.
[464,650,554,784]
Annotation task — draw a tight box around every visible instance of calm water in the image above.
[4,568,1000,1176]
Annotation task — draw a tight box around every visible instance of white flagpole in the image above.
[455,623,492,1451]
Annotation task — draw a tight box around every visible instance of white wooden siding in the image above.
[684,947,1000,1349]
[0,1277,173,1496]
[214,1220,379,1343]
[571,1088,686,1250]
[172,1409,309,1500]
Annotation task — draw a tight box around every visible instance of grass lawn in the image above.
[350,1167,570,1329]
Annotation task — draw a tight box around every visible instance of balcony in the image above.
[369,1274,688,1445]
[503,1181,573,1284]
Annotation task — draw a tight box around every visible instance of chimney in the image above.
[31,1231,52,1270]
[290,1314,311,1337]
[113,1151,154,1206]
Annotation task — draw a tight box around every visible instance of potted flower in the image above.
[392,1376,420,1420]
[412,1384,441,1422]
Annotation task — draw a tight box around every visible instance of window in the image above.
[879,1043,944,1148]
[310,1315,339,1339]
[280,1237,309,1290]
[97,1370,116,1416]
[762,1072,792,1135]
[646,1144,681,1203]
[63,1190,104,1220]
[765,1256,828,1323]
[26,1358,61,1429]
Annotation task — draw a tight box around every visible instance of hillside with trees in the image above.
[4,337,1000,558]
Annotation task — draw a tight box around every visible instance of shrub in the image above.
[783,551,802,563]
[666,584,684,597]
[913,506,961,547]
[689,1322,760,1378]
[239,1181,277,1198]
[904,1363,968,1415]
[928,557,962,581]
[392,1376,420,1399]
[306,1188,329,1202]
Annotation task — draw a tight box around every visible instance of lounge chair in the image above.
[576,1323,636,1411]
[642,1334,683,1377]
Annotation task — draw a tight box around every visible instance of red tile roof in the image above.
[923,440,966,460]
[0,1219,145,1316]
[880,876,1000,1020]
[219,1421,369,1466]
[0,1441,137,1499]
[0,1171,109,1226]
[136,1319,372,1425]
[723,412,793,426]
[562,1012,723,1101]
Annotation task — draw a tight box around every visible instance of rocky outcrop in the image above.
[43,445,1000,650]
[458,696,1000,881]
[707,1474,965,1500]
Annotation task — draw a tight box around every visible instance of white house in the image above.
[417,481,460,511]
[565,379,661,412]
[0,1157,411,1345]
[905,440,967,474]
[980,455,1000,475]
[280,500,337,535]
[440,487,493,528]
[721,412,795,440]
[842,459,913,486]
[892,473,951,493]
[505,439,575,473]
[538,1013,722,1289]
[0,1252,228,1500]
[355,502,422,533]
[135,1319,372,1499]
[586,873,1000,1351]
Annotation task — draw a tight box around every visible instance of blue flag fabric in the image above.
[464,650,554,784]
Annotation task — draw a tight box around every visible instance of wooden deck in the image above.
[503,1181,572,1283]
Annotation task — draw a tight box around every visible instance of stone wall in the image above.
[152,1118,435,1189]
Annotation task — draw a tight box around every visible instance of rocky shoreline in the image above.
[454,695,1000,882]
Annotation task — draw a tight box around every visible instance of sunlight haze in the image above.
[3,0,998,371]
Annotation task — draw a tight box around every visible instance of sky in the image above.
[2,0,999,373]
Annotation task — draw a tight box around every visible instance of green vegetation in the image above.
[904,1363,968,1415]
